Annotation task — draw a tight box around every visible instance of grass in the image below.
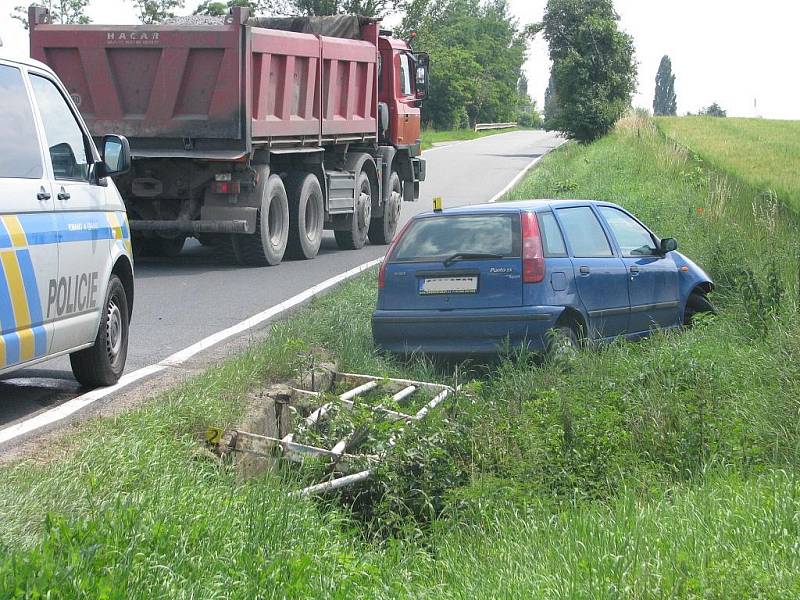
[657,116,800,212]
[420,126,520,150]
[2,113,800,596]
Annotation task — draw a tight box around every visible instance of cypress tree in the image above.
[653,55,677,116]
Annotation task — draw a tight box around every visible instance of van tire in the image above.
[335,169,372,250]
[232,174,289,266]
[70,275,130,388]
[368,171,402,245]
[286,173,324,260]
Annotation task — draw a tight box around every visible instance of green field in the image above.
[2,115,800,597]
[657,116,800,212]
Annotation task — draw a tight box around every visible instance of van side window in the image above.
[538,211,567,257]
[556,206,614,258]
[29,74,90,182]
[0,65,43,179]
[399,53,412,96]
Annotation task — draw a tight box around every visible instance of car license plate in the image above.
[419,276,478,295]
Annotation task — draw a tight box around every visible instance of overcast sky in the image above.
[1,0,797,119]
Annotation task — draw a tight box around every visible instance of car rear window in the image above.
[391,214,520,262]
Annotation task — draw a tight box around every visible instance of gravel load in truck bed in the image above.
[163,15,226,25]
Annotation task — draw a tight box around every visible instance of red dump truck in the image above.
[29,6,428,265]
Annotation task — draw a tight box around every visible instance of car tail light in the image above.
[521,211,545,284]
[378,220,413,289]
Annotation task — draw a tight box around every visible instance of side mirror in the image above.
[660,237,678,254]
[98,134,131,178]
[414,52,429,102]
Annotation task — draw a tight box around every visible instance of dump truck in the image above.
[29,6,428,265]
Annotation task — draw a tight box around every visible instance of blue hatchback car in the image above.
[372,200,714,355]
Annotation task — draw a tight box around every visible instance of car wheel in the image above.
[545,325,580,362]
[683,292,716,326]
[70,275,130,388]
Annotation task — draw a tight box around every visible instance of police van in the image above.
[0,53,134,388]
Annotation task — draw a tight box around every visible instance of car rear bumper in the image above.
[372,306,564,354]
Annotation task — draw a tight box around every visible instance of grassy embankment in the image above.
[420,126,519,150]
[2,115,800,596]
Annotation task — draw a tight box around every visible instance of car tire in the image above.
[335,169,372,250]
[683,292,715,326]
[368,171,402,245]
[545,325,580,362]
[232,174,289,266]
[70,275,130,388]
[286,172,324,260]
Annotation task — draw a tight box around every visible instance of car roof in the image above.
[0,52,56,75]
[412,199,622,219]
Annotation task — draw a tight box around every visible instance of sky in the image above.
[1,0,797,119]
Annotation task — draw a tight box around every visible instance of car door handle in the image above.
[630,265,640,278]
[57,188,70,201]
[579,266,590,275]
[37,187,51,201]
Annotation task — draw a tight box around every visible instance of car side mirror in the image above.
[414,52,429,103]
[98,134,131,178]
[660,237,678,254]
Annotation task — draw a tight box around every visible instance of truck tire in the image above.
[232,174,289,266]
[154,235,186,258]
[335,169,372,250]
[70,275,130,388]
[286,172,324,260]
[368,170,402,245]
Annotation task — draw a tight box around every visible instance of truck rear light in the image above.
[212,181,241,194]
[521,211,545,284]
[378,220,413,289]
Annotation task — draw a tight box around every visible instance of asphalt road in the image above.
[0,129,562,432]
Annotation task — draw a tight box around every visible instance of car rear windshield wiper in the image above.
[443,252,503,267]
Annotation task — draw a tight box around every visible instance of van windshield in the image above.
[391,214,520,262]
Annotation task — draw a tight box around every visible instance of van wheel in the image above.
[335,169,372,250]
[232,174,289,266]
[368,171,402,245]
[70,275,130,388]
[286,173,324,260]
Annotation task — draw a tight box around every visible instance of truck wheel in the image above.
[70,275,130,388]
[154,235,186,258]
[286,173,324,260]
[335,169,372,250]
[368,171,402,245]
[232,174,289,266]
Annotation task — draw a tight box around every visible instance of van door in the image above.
[27,71,112,356]
[555,206,630,339]
[0,63,59,371]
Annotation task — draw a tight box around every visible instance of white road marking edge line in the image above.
[487,139,566,203]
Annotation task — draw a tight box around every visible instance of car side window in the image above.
[0,65,44,180]
[538,211,567,257]
[599,207,658,257]
[399,53,412,96]
[556,206,614,258]
[29,73,91,182]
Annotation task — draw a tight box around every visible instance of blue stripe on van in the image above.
[16,249,47,357]
[0,218,11,249]
[0,264,21,365]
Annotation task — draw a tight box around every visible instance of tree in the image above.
[12,0,90,29]
[543,70,559,129]
[399,0,528,130]
[698,102,726,117]
[653,55,677,116]
[130,0,185,23]
[535,0,636,142]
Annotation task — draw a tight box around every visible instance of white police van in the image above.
[0,53,134,388]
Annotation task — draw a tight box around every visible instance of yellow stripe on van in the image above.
[0,336,6,368]
[107,212,123,240]
[0,251,34,361]
[2,216,28,248]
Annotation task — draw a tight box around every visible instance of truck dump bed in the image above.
[29,7,379,158]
